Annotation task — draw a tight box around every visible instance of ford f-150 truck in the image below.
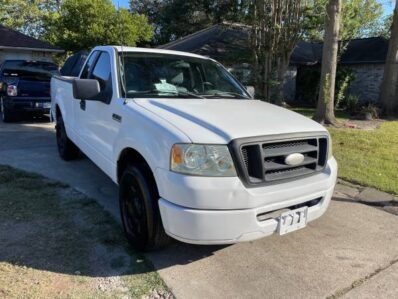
[51,46,337,251]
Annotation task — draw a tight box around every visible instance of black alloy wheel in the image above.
[56,113,79,160]
[119,163,170,251]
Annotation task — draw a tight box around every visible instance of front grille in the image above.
[237,136,328,185]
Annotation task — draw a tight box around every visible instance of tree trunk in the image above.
[263,53,272,101]
[314,0,341,125]
[275,52,290,106]
[249,0,305,103]
[380,1,398,117]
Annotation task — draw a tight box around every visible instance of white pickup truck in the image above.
[51,46,337,251]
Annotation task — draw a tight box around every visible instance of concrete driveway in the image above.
[1,118,398,298]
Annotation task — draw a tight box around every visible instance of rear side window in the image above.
[80,51,99,79]
[60,51,89,77]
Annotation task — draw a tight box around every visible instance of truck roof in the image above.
[97,46,213,61]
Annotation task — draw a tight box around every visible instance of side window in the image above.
[90,52,112,92]
[80,51,99,79]
[89,52,113,103]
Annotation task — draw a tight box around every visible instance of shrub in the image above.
[344,94,360,114]
[360,103,380,119]
[335,68,355,109]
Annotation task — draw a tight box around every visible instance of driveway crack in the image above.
[326,257,398,298]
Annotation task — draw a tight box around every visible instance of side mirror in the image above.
[246,86,255,98]
[73,79,101,100]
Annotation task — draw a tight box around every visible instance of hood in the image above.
[132,98,327,144]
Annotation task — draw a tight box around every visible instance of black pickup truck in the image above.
[0,60,59,122]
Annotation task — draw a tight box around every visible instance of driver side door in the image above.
[74,50,120,176]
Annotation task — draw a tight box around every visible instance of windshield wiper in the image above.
[126,89,205,99]
[177,91,206,99]
[203,91,250,99]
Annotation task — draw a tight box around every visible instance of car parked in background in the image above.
[0,60,59,122]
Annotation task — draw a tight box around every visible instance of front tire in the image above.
[1,97,15,123]
[119,163,171,251]
[56,113,79,160]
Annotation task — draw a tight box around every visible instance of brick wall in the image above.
[347,64,385,103]
[209,62,384,104]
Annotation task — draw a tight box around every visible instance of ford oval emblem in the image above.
[284,153,305,166]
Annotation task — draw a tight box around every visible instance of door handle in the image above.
[80,100,86,111]
[112,113,122,123]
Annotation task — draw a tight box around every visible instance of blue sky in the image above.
[112,0,395,15]
[112,0,129,8]
[381,0,395,16]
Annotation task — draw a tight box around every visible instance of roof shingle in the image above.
[0,25,62,52]
[160,24,389,65]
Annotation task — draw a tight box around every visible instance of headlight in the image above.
[171,144,237,176]
[328,136,333,160]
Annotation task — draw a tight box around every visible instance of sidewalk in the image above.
[335,179,398,216]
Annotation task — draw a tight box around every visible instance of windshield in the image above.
[1,60,59,81]
[119,53,250,99]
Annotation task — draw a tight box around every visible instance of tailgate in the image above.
[16,78,51,97]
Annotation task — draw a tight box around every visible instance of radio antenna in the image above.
[118,1,128,103]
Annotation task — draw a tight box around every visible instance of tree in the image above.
[129,0,165,43]
[274,1,308,105]
[0,0,60,38]
[303,0,383,42]
[369,14,393,39]
[249,0,307,103]
[44,0,153,52]
[340,0,383,40]
[380,2,398,117]
[130,0,249,45]
[313,0,341,125]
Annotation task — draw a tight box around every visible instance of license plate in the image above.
[35,102,51,109]
[278,206,308,235]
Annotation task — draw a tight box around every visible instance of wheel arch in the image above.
[117,147,157,186]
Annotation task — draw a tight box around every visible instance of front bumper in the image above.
[3,96,51,113]
[158,157,337,244]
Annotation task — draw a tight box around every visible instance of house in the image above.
[0,25,63,64]
[293,37,388,104]
[160,23,389,103]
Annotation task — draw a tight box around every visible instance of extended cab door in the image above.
[74,50,121,176]
[73,50,99,138]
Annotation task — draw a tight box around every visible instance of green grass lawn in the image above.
[329,122,398,195]
[291,107,398,195]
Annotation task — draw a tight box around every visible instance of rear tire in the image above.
[56,113,79,160]
[119,163,171,251]
[1,97,15,123]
